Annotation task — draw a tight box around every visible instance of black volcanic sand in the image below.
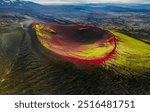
[0,24,150,95]
[76,28,108,43]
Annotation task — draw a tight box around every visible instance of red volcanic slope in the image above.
[32,22,117,65]
[67,37,117,64]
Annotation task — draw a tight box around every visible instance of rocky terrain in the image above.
[0,0,150,95]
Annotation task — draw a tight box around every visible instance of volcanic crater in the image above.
[32,22,117,65]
